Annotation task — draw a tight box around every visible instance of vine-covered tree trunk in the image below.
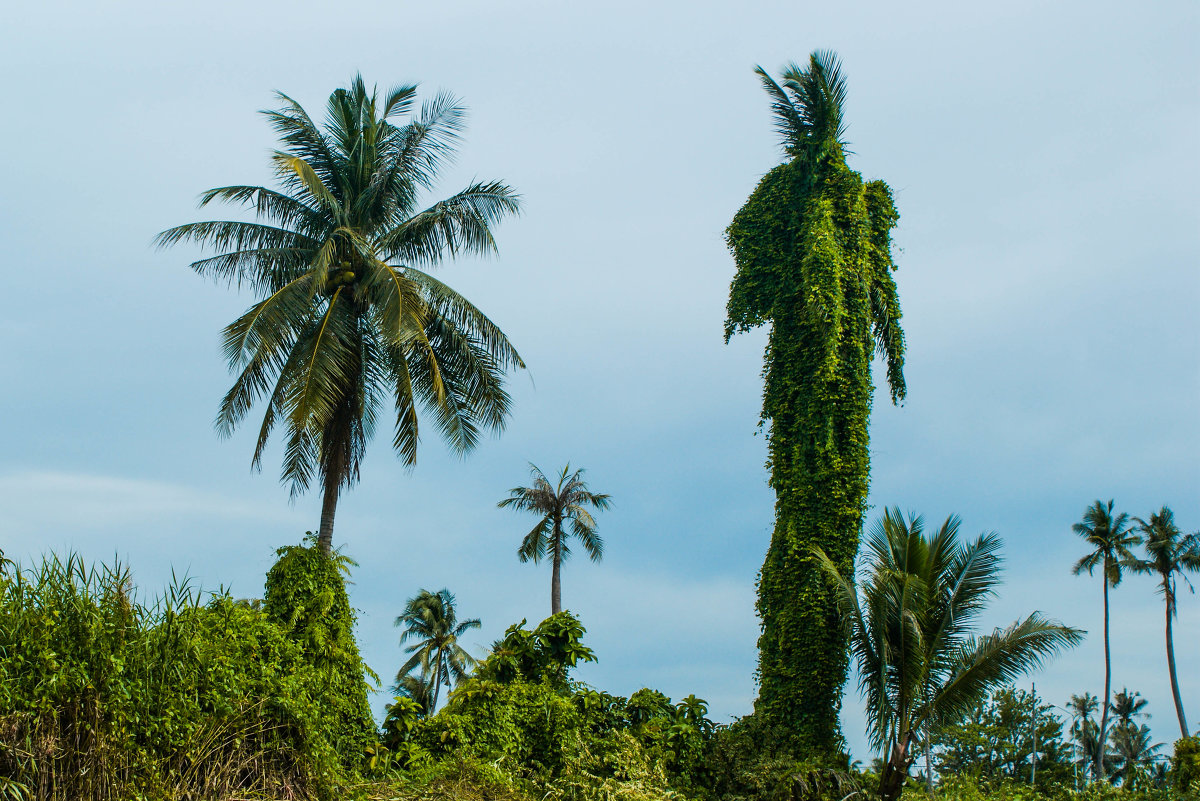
[726,60,905,754]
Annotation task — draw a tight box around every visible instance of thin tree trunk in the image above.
[317,474,339,555]
[430,651,443,713]
[1097,578,1111,780]
[925,727,932,793]
[551,533,562,615]
[1165,581,1189,737]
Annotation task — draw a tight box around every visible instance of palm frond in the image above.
[378,181,521,265]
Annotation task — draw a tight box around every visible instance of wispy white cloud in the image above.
[0,470,295,537]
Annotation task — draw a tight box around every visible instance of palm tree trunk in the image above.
[551,538,562,615]
[1097,578,1111,780]
[880,736,911,801]
[430,651,444,713]
[317,474,339,555]
[1165,584,1189,737]
[925,731,932,793]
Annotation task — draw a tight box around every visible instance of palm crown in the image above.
[157,76,523,552]
[1129,506,1200,611]
[756,50,849,166]
[1072,501,1140,586]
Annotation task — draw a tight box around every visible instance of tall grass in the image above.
[0,549,347,800]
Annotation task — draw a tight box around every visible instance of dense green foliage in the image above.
[724,51,906,755]
[816,509,1082,800]
[156,76,524,553]
[3,544,1196,801]
[263,536,378,765]
[934,688,1075,789]
[381,613,716,799]
[1172,736,1200,796]
[0,547,356,800]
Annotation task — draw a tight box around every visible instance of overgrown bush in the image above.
[0,540,371,800]
[263,535,378,766]
[385,613,713,800]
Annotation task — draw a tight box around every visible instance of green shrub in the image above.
[1173,735,1200,797]
[0,540,374,800]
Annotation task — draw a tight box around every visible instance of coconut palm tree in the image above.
[1072,500,1141,777]
[1068,692,1100,724]
[1128,506,1200,737]
[815,508,1082,801]
[1067,692,1101,781]
[394,588,480,712]
[1109,688,1149,728]
[498,464,611,615]
[1108,720,1163,789]
[1077,719,1110,782]
[157,76,524,554]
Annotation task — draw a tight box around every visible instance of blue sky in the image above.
[1,0,1197,761]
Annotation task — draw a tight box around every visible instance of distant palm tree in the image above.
[816,508,1082,801]
[394,588,480,712]
[1067,692,1101,781]
[1075,718,1117,782]
[157,76,524,554]
[498,464,611,615]
[1068,692,1100,722]
[1072,500,1141,778]
[1108,720,1163,789]
[1128,506,1200,737]
[1109,688,1149,728]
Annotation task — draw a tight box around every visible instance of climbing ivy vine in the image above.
[725,51,906,757]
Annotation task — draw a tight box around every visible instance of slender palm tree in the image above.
[1129,506,1200,737]
[815,508,1082,801]
[394,588,480,712]
[1072,500,1141,777]
[1067,692,1101,781]
[498,464,611,615]
[157,76,524,554]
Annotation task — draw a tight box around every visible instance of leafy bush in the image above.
[1173,735,1200,797]
[0,541,371,800]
